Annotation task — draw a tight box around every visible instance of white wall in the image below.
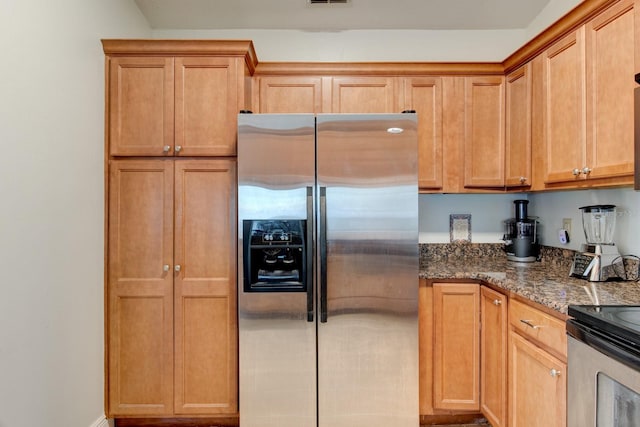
[0,1,150,427]
[419,188,640,258]
[526,0,583,40]
[153,28,525,62]
[419,193,529,243]
[529,188,640,256]
[151,0,581,62]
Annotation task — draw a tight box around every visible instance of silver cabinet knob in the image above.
[550,369,561,377]
[493,299,502,306]
[582,167,592,175]
[175,145,182,153]
[163,145,171,153]
[519,177,527,184]
[572,168,581,176]
[174,264,181,272]
[163,264,170,272]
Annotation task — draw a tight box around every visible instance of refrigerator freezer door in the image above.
[316,114,419,427]
[238,114,317,427]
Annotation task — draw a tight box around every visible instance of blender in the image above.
[503,200,540,262]
[570,205,621,281]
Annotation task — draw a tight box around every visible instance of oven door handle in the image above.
[567,319,640,371]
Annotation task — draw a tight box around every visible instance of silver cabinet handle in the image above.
[520,319,540,329]
[163,145,171,153]
[550,369,561,377]
[572,168,581,176]
[163,264,170,272]
[174,264,181,272]
[493,299,502,306]
[582,167,591,175]
[519,176,527,184]
[175,145,182,153]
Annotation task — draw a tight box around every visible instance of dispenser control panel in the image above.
[570,252,597,278]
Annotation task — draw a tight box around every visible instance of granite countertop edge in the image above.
[419,256,640,315]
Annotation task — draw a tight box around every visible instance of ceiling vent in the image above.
[308,0,350,4]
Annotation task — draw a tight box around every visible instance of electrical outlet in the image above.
[562,218,572,235]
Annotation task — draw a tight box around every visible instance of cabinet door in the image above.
[404,77,443,190]
[107,160,174,416]
[175,57,239,156]
[585,0,635,180]
[505,64,533,188]
[543,28,587,184]
[331,77,398,113]
[464,76,505,188]
[509,332,567,427]
[433,283,480,411]
[173,160,238,414]
[257,76,323,113]
[480,287,508,427]
[109,57,175,156]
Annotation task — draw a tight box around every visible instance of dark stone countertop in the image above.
[419,250,640,315]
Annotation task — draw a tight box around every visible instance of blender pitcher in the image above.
[570,205,620,281]
[580,205,616,245]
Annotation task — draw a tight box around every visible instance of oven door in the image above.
[568,332,640,427]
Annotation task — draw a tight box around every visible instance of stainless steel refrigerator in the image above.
[237,113,418,427]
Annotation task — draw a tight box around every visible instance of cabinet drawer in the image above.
[509,299,567,360]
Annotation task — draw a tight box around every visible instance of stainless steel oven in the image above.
[567,306,640,427]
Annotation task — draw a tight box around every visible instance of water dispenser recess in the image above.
[243,219,307,292]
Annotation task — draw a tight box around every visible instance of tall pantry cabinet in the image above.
[102,40,256,418]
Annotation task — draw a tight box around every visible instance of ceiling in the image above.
[134,0,554,31]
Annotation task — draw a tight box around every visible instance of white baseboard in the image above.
[89,415,112,427]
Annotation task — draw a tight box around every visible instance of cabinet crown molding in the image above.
[255,61,504,76]
[101,39,259,74]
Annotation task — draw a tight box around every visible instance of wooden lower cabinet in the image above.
[509,332,567,427]
[480,286,508,427]
[432,282,480,411]
[421,281,567,427]
[107,159,237,417]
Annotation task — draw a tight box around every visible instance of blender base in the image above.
[506,254,538,263]
[571,244,621,281]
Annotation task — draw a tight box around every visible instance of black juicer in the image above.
[503,200,540,262]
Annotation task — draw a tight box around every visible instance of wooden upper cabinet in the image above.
[108,54,248,157]
[109,57,175,157]
[331,77,399,113]
[174,57,240,156]
[108,160,175,416]
[404,77,443,190]
[542,29,587,184]
[505,64,532,188]
[255,76,324,113]
[585,0,635,181]
[542,0,635,187]
[464,76,505,188]
[432,283,480,411]
[480,286,508,427]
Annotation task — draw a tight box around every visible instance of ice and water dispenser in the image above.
[242,219,308,292]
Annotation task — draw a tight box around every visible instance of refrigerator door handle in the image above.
[306,186,314,322]
[320,186,328,323]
